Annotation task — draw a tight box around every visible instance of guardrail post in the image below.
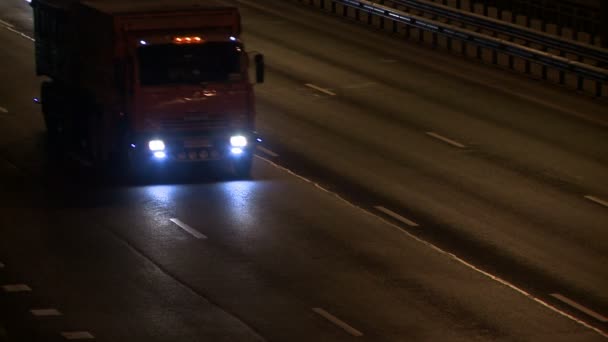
[461,38,466,55]
[601,2,608,48]
[546,21,560,81]
[358,6,368,25]
[459,0,471,12]
[500,10,515,70]
[488,4,499,63]
[402,22,410,39]
[336,4,348,17]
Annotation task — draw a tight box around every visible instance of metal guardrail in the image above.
[381,0,608,65]
[313,0,608,96]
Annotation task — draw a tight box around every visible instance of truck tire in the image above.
[85,106,105,168]
[40,81,63,141]
[121,147,152,184]
[231,155,253,179]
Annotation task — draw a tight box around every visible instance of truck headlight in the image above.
[230,135,247,147]
[153,151,167,159]
[231,147,244,155]
[148,140,165,151]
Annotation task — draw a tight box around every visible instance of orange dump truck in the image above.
[31,0,264,177]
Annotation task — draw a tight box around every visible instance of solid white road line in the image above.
[312,308,363,337]
[0,19,15,28]
[170,218,207,239]
[375,206,419,227]
[426,132,466,148]
[584,195,608,208]
[61,331,95,340]
[550,294,608,323]
[0,107,8,114]
[305,83,337,96]
[256,145,279,157]
[2,284,32,292]
[1,159,19,170]
[0,23,35,41]
[30,309,62,317]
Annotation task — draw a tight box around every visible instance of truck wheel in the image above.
[122,149,151,184]
[231,155,253,179]
[86,107,105,168]
[40,82,64,141]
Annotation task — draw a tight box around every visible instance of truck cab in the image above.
[129,32,262,176]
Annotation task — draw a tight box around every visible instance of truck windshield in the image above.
[137,42,242,85]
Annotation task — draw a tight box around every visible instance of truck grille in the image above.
[159,117,229,130]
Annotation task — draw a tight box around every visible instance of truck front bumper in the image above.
[130,131,258,164]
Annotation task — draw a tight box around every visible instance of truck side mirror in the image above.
[254,54,265,84]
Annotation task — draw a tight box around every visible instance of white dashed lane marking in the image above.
[170,218,207,239]
[312,308,363,337]
[61,331,95,340]
[2,284,32,292]
[305,83,336,96]
[375,206,419,227]
[0,262,4,268]
[426,132,466,148]
[550,294,608,322]
[0,107,8,114]
[30,309,62,317]
[584,195,608,208]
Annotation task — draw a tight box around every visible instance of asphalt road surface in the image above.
[0,0,607,341]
